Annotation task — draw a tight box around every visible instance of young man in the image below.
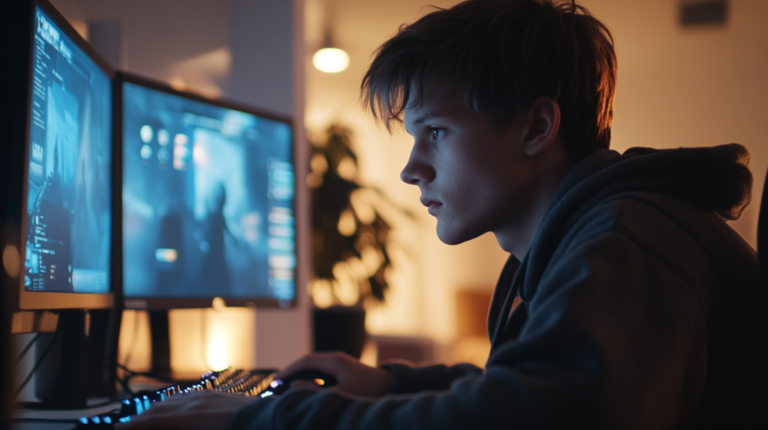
[120,0,768,428]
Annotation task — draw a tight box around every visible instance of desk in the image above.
[13,401,119,430]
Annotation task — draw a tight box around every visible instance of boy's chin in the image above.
[436,224,479,246]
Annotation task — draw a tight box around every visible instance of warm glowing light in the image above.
[168,76,187,91]
[3,244,21,278]
[338,209,356,236]
[206,336,230,371]
[313,48,349,73]
[359,339,378,367]
[337,156,357,180]
[346,256,369,280]
[360,245,383,276]
[212,297,226,310]
[333,262,360,306]
[350,190,375,224]
[310,278,335,308]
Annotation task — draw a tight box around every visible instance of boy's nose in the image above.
[400,148,435,185]
[400,167,418,185]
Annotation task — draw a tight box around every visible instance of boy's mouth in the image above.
[420,197,436,207]
[421,198,442,214]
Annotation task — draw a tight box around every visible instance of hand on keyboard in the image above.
[277,351,395,397]
[114,390,253,430]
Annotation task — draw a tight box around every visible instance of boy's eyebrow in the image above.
[411,113,441,124]
[405,111,447,136]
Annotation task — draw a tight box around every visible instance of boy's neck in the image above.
[495,154,574,259]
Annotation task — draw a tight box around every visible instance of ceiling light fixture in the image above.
[313,47,349,74]
[313,0,348,74]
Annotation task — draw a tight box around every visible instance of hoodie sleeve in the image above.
[229,212,710,430]
[382,362,483,394]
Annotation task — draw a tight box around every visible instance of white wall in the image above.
[582,0,768,243]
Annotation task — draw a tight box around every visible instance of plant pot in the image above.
[313,306,367,359]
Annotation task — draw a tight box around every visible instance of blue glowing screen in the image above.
[24,6,112,293]
[122,82,295,301]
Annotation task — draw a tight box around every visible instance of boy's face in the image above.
[402,84,539,247]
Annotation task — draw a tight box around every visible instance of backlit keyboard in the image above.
[74,368,278,429]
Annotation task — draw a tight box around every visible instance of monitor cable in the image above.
[116,363,177,384]
[14,329,59,398]
[113,362,178,398]
[14,333,40,366]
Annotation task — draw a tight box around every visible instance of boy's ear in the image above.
[521,97,561,157]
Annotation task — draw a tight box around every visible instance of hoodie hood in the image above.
[559,143,752,221]
[520,143,753,302]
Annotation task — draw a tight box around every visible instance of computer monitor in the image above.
[15,0,116,312]
[3,0,119,407]
[119,73,297,310]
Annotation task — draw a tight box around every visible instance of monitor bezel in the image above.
[117,72,298,310]
[17,0,116,310]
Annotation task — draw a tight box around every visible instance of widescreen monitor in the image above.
[119,74,296,309]
[16,0,115,310]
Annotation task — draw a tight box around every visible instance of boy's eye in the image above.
[429,127,444,140]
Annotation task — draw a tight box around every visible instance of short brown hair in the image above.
[362,0,617,161]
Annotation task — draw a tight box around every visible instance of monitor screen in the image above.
[121,76,296,308]
[22,4,113,297]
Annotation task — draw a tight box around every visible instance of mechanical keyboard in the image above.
[73,368,279,429]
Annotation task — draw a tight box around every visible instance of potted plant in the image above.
[307,125,407,358]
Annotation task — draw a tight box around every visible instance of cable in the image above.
[115,372,135,396]
[116,363,177,383]
[14,329,59,398]
[14,333,40,366]
[113,361,179,398]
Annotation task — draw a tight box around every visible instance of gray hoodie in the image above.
[232,144,768,430]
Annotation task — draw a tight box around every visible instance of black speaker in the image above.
[34,310,88,408]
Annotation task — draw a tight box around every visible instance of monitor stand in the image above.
[148,310,172,378]
[87,309,121,397]
[147,311,200,383]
